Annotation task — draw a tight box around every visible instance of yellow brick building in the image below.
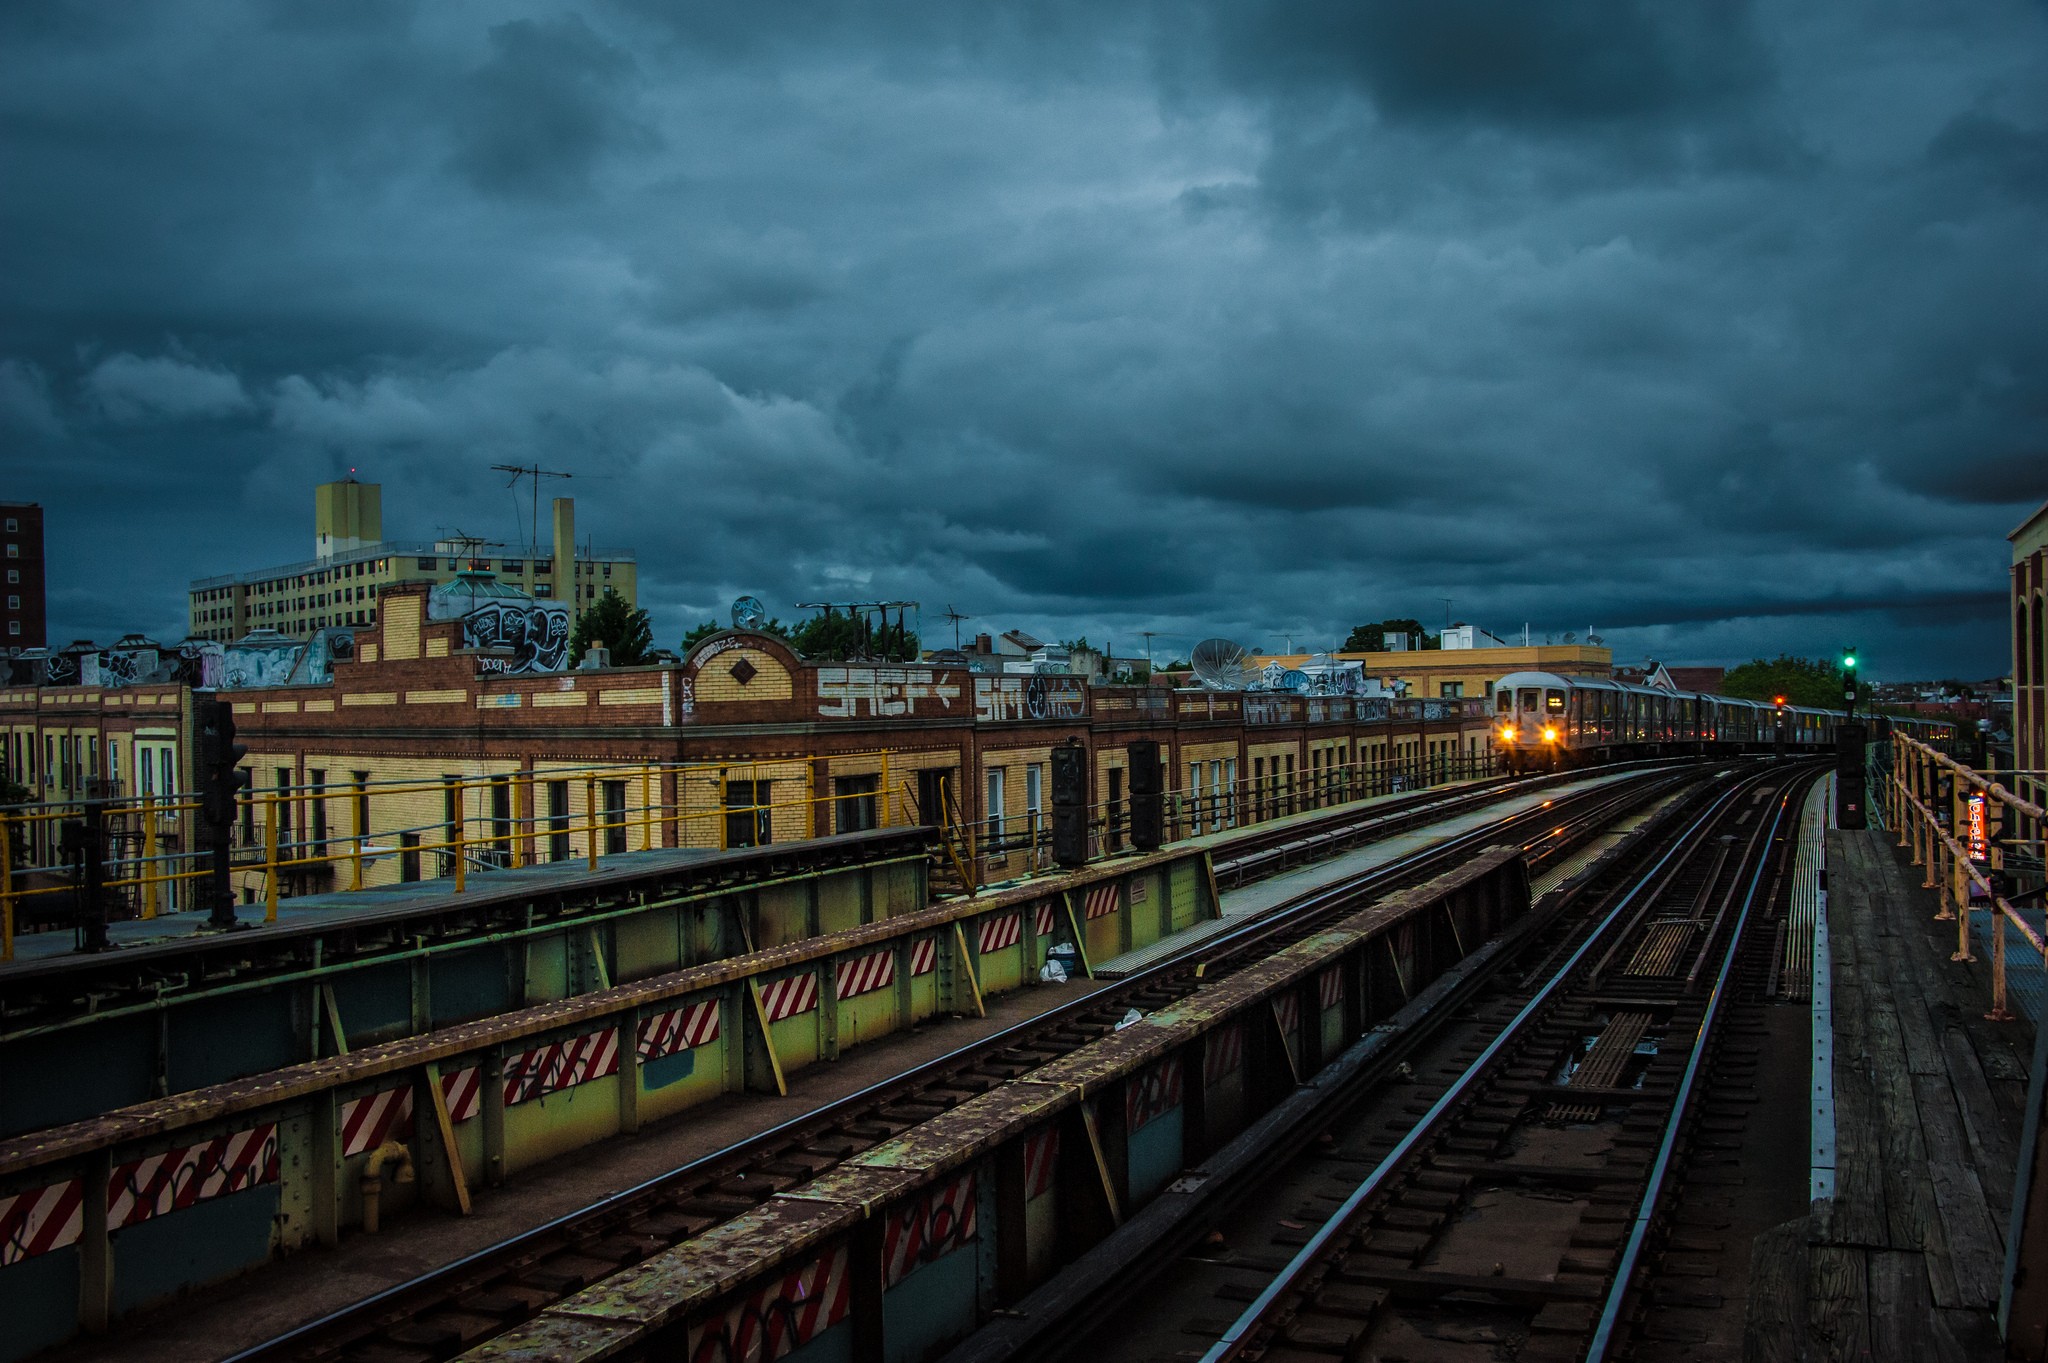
[187,479,636,642]
[1257,643,1612,702]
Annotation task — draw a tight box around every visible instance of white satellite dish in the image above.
[1191,638,1252,691]
[731,595,767,630]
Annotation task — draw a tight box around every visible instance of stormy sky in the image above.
[3,2,2044,680]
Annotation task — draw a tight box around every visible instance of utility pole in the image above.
[1141,631,1156,675]
[492,463,573,557]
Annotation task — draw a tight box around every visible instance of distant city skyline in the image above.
[3,3,2043,680]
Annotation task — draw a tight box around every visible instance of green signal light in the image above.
[1842,649,1858,671]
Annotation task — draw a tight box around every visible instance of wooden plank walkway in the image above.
[1747,827,2031,1360]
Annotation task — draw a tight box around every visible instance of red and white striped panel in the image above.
[1023,1129,1060,1201]
[1204,1021,1245,1084]
[1272,992,1300,1038]
[883,1172,979,1287]
[0,1177,84,1267]
[503,1027,621,1107]
[686,1242,852,1363]
[107,1124,280,1231]
[639,1000,722,1062]
[760,972,821,1023]
[1318,967,1343,1012]
[909,936,937,977]
[340,1085,412,1158]
[442,1065,482,1124]
[835,948,896,1001]
[1084,884,1119,919]
[1034,900,1058,938]
[977,910,1021,954]
[1125,1056,1184,1132]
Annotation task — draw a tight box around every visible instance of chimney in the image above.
[975,633,992,652]
[552,497,576,606]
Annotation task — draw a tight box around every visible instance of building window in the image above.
[985,766,1006,860]
[6,570,15,583]
[399,832,420,882]
[5,546,15,558]
[724,779,772,848]
[3,518,13,532]
[1026,763,1043,856]
[416,557,436,570]
[547,780,570,862]
[602,780,628,854]
[309,769,328,853]
[832,774,879,834]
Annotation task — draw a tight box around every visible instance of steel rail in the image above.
[1581,774,1808,1360]
[1196,766,1777,1363]
[226,766,1692,1363]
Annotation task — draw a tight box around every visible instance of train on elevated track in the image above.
[1490,669,1957,771]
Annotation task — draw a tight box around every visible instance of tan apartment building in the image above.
[187,478,636,642]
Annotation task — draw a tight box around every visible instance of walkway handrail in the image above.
[1890,732,2045,1022]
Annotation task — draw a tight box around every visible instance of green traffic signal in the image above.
[1842,648,1858,672]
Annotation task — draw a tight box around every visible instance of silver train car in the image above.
[1489,670,1953,769]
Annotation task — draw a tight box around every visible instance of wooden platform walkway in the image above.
[1748,826,2030,1361]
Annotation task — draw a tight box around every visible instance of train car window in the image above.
[1496,690,1512,713]
[1545,690,1565,713]
[1518,688,1539,711]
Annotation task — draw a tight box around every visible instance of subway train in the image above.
[1490,670,1956,770]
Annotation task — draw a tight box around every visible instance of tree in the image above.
[1342,619,1435,652]
[682,617,794,651]
[1722,654,1869,709]
[568,588,654,666]
[788,608,918,661]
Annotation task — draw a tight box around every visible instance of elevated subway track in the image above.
[223,766,1708,1363]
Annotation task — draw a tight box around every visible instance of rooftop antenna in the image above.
[492,463,573,558]
[942,604,970,651]
[440,529,493,570]
[1441,598,1453,631]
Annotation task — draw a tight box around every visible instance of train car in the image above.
[1489,670,1892,770]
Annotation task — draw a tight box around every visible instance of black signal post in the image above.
[194,694,252,929]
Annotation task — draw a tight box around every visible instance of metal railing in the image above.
[1889,731,2048,1021]
[0,751,911,960]
[958,749,1500,891]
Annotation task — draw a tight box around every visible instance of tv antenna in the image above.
[492,463,572,557]
[438,528,494,569]
[942,604,970,651]
[1190,637,1253,691]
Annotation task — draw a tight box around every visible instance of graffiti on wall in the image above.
[462,600,570,675]
[816,667,964,720]
[973,675,1088,724]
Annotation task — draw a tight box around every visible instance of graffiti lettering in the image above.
[816,667,962,719]
[461,600,570,675]
[973,675,1088,723]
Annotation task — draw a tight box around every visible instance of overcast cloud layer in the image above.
[3,1,2044,680]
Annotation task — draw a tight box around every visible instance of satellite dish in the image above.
[1191,637,1252,690]
[1563,631,1577,644]
[731,595,767,631]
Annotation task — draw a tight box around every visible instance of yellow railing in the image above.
[0,752,906,960]
[1889,732,2047,1021]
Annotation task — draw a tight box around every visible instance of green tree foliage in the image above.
[681,617,794,651]
[1722,655,1868,709]
[568,588,654,666]
[788,608,919,661]
[1342,619,1437,652]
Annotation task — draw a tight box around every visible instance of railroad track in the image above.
[1003,762,1815,1363]
[226,765,1709,1363]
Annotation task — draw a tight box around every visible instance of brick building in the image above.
[2013,500,2048,809]
[1,501,46,648]
[0,581,1497,902]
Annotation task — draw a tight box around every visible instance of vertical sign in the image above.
[1966,793,1987,862]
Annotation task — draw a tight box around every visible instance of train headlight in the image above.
[1500,726,1517,742]
[1542,727,1558,743]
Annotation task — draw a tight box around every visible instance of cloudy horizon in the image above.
[4,2,2044,682]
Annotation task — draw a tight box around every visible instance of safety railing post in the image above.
[141,795,159,919]
[453,778,467,893]
[263,796,280,923]
[641,766,653,852]
[1,815,13,962]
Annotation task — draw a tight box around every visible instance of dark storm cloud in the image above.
[0,0,2043,679]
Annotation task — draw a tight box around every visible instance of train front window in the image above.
[1518,688,1539,712]
[1545,690,1565,714]
[1497,691,1513,714]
